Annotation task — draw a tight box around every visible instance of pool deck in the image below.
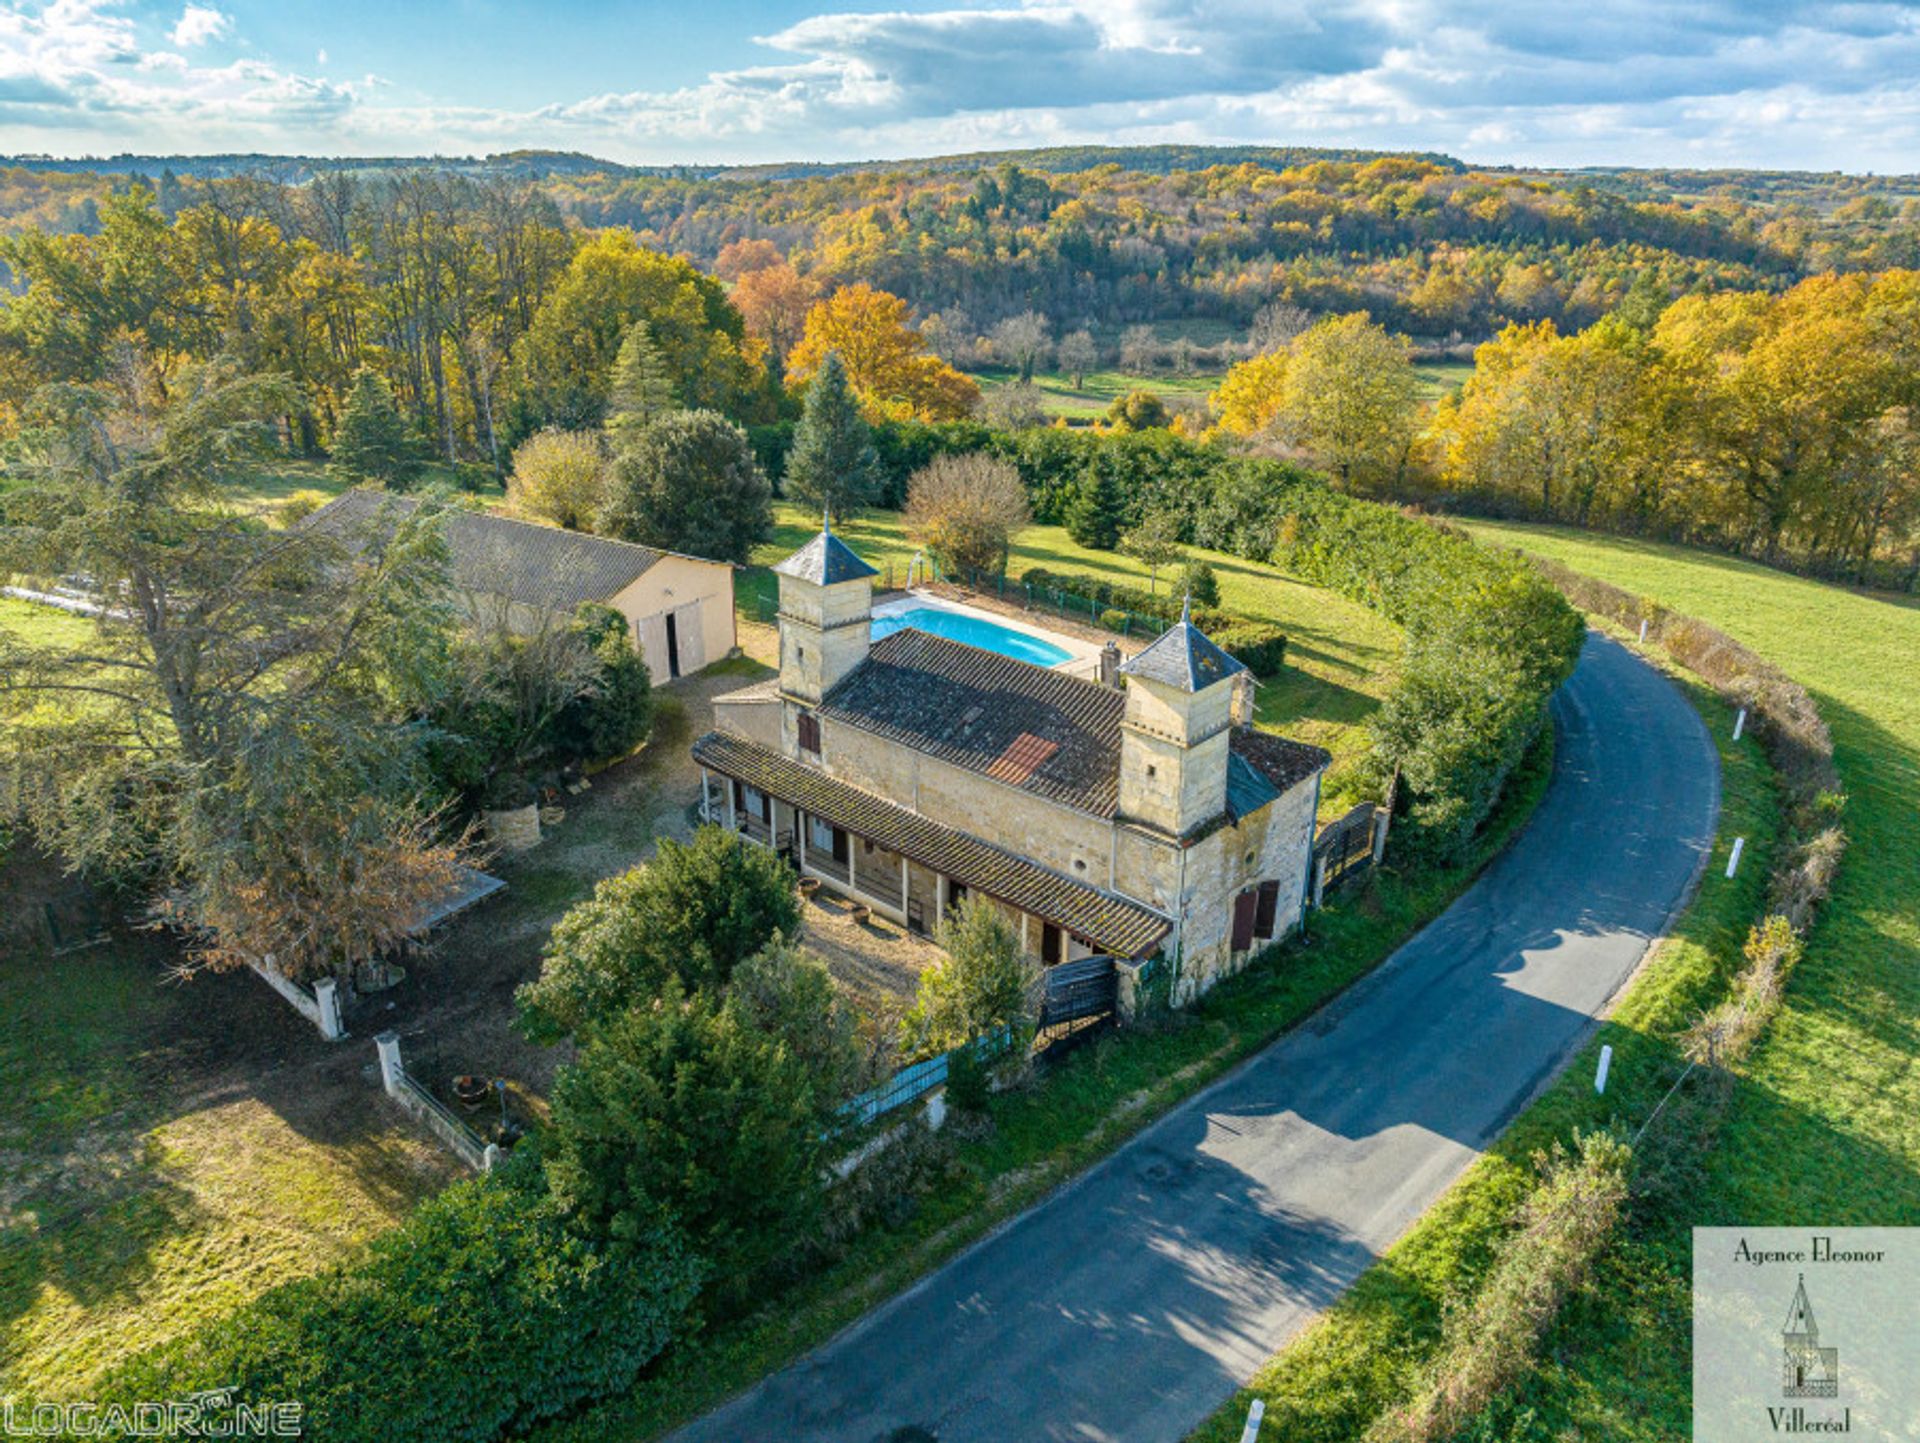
[872,589,1106,677]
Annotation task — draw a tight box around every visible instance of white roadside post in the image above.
[1639,618,1649,644]
[1733,707,1747,741]
[375,1031,405,1097]
[1240,1398,1265,1443]
[313,976,344,1041]
[1726,837,1746,879]
[1595,1043,1613,1095]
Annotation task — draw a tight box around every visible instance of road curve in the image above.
[671,631,1719,1443]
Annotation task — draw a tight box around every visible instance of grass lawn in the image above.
[1437,521,1920,1436]
[744,501,1403,811]
[974,364,1223,421]
[1413,358,1474,401]
[224,458,503,525]
[0,892,456,1397]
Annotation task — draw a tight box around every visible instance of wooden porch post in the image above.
[935,877,946,928]
[900,856,910,915]
[796,810,807,869]
[699,767,712,824]
[727,779,741,832]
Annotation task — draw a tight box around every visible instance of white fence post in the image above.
[1638,618,1649,644]
[1733,707,1747,741]
[1595,1043,1613,1095]
[314,977,344,1041]
[1240,1398,1265,1443]
[1371,805,1390,864]
[1726,837,1746,879]
[375,1031,405,1096]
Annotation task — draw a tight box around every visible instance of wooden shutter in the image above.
[797,712,820,755]
[1231,888,1258,952]
[1254,879,1282,938]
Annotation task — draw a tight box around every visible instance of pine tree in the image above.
[329,366,420,489]
[604,320,678,454]
[783,351,882,517]
[1064,464,1121,550]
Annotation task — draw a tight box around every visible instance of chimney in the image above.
[1099,639,1122,688]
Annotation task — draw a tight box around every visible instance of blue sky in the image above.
[4,1,1920,170]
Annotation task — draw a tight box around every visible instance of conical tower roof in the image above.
[773,507,878,585]
[1119,594,1247,693]
[1783,1274,1820,1340]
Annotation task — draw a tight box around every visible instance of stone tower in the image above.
[774,511,879,706]
[1116,598,1248,836]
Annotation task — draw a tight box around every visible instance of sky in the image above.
[4,1,1920,172]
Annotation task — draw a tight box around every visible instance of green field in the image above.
[975,355,1474,422]
[1443,521,1920,1434]
[746,502,1403,808]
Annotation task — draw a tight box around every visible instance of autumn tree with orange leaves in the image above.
[786,283,980,422]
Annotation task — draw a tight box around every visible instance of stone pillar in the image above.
[699,767,712,823]
[482,1143,502,1172]
[924,1088,947,1133]
[1371,804,1390,864]
[1099,640,1121,687]
[314,977,344,1041]
[1313,853,1329,909]
[375,1031,404,1096]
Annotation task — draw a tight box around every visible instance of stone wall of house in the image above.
[778,574,871,703]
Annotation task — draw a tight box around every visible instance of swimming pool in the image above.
[871,606,1074,667]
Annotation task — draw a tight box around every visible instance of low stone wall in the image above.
[374,1031,497,1173]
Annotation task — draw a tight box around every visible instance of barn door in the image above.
[670,601,705,674]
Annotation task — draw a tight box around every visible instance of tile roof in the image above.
[822,628,1127,817]
[1230,729,1333,796]
[303,490,676,615]
[773,525,879,585]
[1121,600,1249,693]
[692,730,1171,958]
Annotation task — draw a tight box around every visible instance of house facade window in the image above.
[739,783,772,823]
[797,711,821,755]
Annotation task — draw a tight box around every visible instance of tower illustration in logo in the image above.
[1781,1273,1839,1398]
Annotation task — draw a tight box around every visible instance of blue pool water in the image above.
[871,607,1073,667]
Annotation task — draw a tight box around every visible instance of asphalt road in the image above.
[671,631,1720,1443]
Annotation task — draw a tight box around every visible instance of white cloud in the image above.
[169,5,231,49]
[3,0,1920,168]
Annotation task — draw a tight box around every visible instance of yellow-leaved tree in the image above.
[786,283,980,421]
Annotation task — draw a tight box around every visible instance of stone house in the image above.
[304,489,735,681]
[693,518,1330,1006]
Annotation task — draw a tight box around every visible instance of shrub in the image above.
[550,604,654,765]
[108,1159,702,1443]
[1209,622,1287,677]
[517,825,799,1043]
[1099,607,1131,633]
[1178,558,1221,608]
[905,452,1030,577]
[544,979,840,1308]
[600,409,772,563]
[944,1044,993,1114]
[508,428,607,531]
[906,896,1038,1056]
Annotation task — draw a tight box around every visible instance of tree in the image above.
[731,262,814,377]
[1176,558,1220,608]
[727,937,866,1107]
[0,354,466,984]
[1272,313,1421,491]
[1106,389,1171,432]
[550,604,655,766]
[1118,324,1160,374]
[1064,463,1123,550]
[1247,300,1310,354]
[543,980,834,1299]
[906,896,1038,1053]
[990,311,1051,383]
[1211,349,1291,436]
[1056,329,1098,389]
[330,365,421,488]
[783,352,883,517]
[507,428,607,531]
[600,409,773,563]
[517,824,799,1043]
[1120,511,1185,594]
[712,237,783,281]
[515,230,763,432]
[605,319,678,453]
[786,283,980,421]
[979,382,1048,430]
[904,453,1031,578]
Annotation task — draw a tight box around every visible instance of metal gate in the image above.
[1036,954,1118,1053]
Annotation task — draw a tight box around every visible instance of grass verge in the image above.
[1187,661,1773,1442]
[533,721,1557,1442]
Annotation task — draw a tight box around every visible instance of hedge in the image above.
[105,1157,703,1443]
[1267,486,1585,859]
[1207,622,1287,677]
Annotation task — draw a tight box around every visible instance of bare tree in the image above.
[904,453,1032,578]
[1057,329,1099,388]
[1119,324,1161,375]
[1248,300,1312,354]
[990,311,1052,383]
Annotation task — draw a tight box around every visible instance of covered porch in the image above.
[693,730,1169,968]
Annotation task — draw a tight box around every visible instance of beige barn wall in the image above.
[612,556,735,681]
